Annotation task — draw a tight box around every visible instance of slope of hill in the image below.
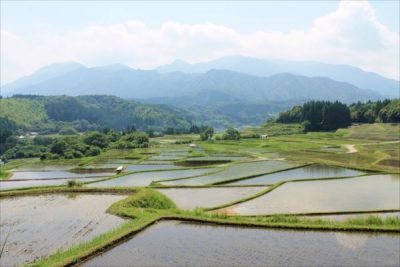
[0,95,193,132]
[2,62,86,95]
[158,55,399,97]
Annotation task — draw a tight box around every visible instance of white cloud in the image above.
[1,1,399,84]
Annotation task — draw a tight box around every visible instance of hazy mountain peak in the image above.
[158,55,399,97]
[2,61,87,95]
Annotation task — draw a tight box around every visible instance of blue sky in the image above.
[1,1,399,84]
[2,1,399,34]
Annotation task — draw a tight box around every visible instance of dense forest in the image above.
[276,99,400,131]
[0,95,194,133]
[2,130,150,161]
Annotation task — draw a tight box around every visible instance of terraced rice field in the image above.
[161,160,298,186]
[157,186,265,209]
[0,194,125,266]
[228,164,363,185]
[217,175,400,215]
[87,168,221,187]
[82,220,400,267]
[1,124,399,266]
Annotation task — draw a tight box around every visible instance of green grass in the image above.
[242,123,304,137]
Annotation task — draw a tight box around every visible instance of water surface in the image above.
[0,194,125,266]
[10,170,113,180]
[219,175,400,215]
[229,164,363,185]
[162,160,296,186]
[0,177,104,190]
[125,164,178,172]
[83,220,400,267]
[157,187,265,209]
[87,168,220,187]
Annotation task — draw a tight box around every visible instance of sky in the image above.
[1,0,399,84]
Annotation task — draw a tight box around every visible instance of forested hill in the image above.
[276,99,400,132]
[0,95,193,132]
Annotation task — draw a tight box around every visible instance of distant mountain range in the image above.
[158,55,399,97]
[2,55,398,127]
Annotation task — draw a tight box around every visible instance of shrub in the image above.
[59,127,78,135]
[84,146,102,156]
[66,179,82,187]
[222,127,241,140]
[83,132,110,148]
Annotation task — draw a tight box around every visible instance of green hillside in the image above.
[0,95,193,132]
[0,98,48,128]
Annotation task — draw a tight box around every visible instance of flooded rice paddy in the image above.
[125,164,178,172]
[0,177,104,190]
[161,160,297,186]
[82,220,400,267]
[0,194,126,266]
[218,175,400,215]
[305,212,400,221]
[87,168,220,187]
[187,156,250,161]
[229,164,363,185]
[157,187,265,209]
[13,164,75,171]
[9,170,114,180]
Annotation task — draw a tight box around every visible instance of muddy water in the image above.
[229,164,363,185]
[87,168,220,187]
[125,164,178,172]
[162,160,296,186]
[14,164,75,171]
[157,187,265,209]
[219,175,400,215]
[83,220,400,267]
[0,194,125,266]
[0,177,105,191]
[9,170,113,180]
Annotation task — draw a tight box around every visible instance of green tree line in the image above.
[276,99,399,132]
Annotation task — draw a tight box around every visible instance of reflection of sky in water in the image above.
[0,177,103,190]
[157,187,265,209]
[230,164,363,185]
[335,233,370,250]
[83,220,400,267]
[88,168,219,187]
[164,160,295,185]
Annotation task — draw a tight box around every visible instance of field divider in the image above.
[209,163,312,186]
[151,167,226,184]
[238,209,400,218]
[284,173,374,184]
[204,182,285,211]
[0,186,138,197]
[82,166,209,185]
[159,215,400,233]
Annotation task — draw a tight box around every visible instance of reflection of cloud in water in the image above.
[335,233,370,250]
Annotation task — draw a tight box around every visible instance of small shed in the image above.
[260,134,268,139]
[116,166,124,174]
